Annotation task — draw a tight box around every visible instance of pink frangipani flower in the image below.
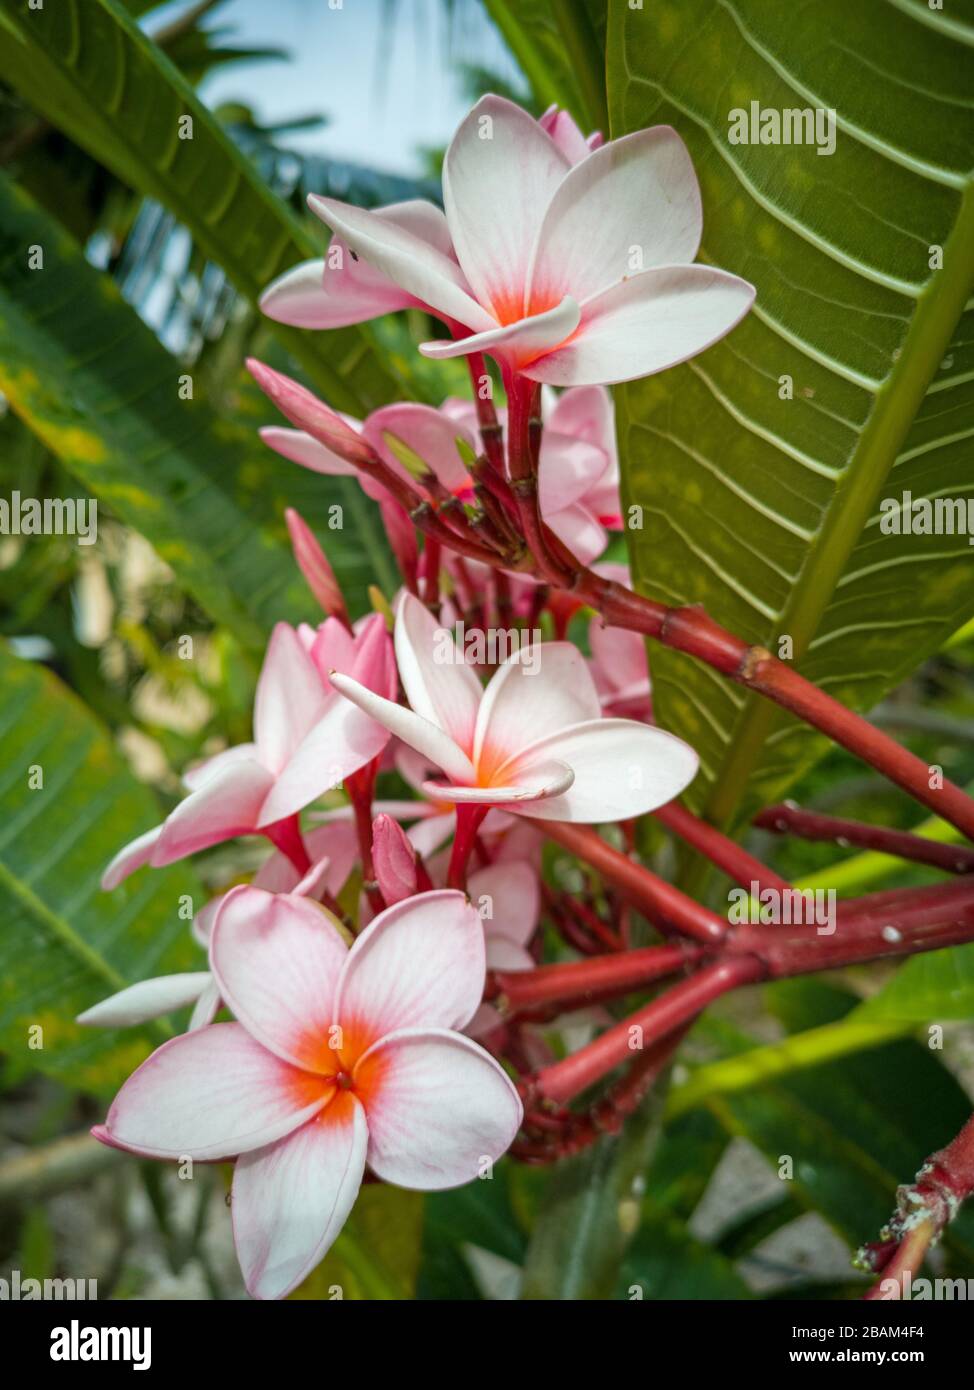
[80,824,360,1033]
[101,615,395,888]
[307,95,754,386]
[92,888,522,1300]
[258,107,596,336]
[330,591,697,821]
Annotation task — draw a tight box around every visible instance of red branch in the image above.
[754,803,974,875]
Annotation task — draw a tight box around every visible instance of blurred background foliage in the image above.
[0,0,972,1301]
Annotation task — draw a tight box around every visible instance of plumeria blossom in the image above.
[330,591,697,821]
[93,887,522,1299]
[80,824,359,1033]
[259,104,599,336]
[306,95,755,387]
[101,616,395,888]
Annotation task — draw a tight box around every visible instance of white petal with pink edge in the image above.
[330,673,476,786]
[422,760,574,806]
[499,719,698,822]
[254,623,329,775]
[232,1092,367,1300]
[443,94,569,323]
[469,861,540,949]
[356,1027,522,1189]
[336,890,485,1037]
[395,592,482,751]
[77,973,213,1028]
[523,264,756,388]
[308,195,492,331]
[210,887,348,1072]
[526,127,703,310]
[99,1023,328,1161]
[259,426,358,478]
[474,641,601,780]
[420,296,579,369]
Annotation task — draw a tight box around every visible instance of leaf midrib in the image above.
[701,182,974,829]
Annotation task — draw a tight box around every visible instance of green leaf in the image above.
[419,1163,527,1300]
[0,0,405,416]
[700,988,974,1266]
[0,645,199,1098]
[0,175,385,643]
[856,944,974,1023]
[289,1186,424,1301]
[608,0,974,826]
[621,1201,754,1300]
[482,0,607,131]
[520,1085,667,1299]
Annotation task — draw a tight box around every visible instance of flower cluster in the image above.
[85,96,753,1299]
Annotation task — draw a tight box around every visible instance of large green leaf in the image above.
[0,0,405,416]
[0,176,387,645]
[0,645,199,1097]
[608,0,974,826]
[483,0,608,131]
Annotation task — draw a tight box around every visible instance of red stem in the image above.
[493,943,704,1019]
[534,956,765,1105]
[655,799,790,893]
[447,804,489,890]
[345,761,384,914]
[262,814,311,875]
[544,821,728,945]
[754,803,974,875]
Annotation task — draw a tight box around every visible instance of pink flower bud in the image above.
[246,358,375,465]
[284,507,349,626]
[372,813,418,905]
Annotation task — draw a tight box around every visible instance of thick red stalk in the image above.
[504,372,571,586]
[493,943,704,1019]
[262,814,311,875]
[345,761,384,914]
[535,956,765,1104]
[754,803,974,874]
[543,821,727,945]
[655,800,790,893]
[447,804,488,890]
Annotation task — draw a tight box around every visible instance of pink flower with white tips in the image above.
[93,887,522,1300]
[330,591,697,822]
[307,95,754,387]
[101,616,395,888]
[80,824,360,1033]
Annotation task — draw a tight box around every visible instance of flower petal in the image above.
[523,264,756,387]
[474,641,601,781]
[545,501,607,565]
[485,937,535,972]
[254,623,329,774]
[420,296,579,370]
[256,697,391,828]
[259,425,358,478]
[422,761,574,805]
[308,194,492,330]
[526,127,703,310]
[364,402,475,496]
[330,673,476,786]
[210,887,348,1072]
[99,1023,327,1160]
[356,1027,522,1189]
[537,430,609,513]
[468,862,539,949]
[538,105,594,165]
[395,591,482,751]
[501,719,699,822]
[258,258,389,330]
[443,94,569,323]
[152,760,275,866]
[77,973,213,1028]
[406,809,456,858]
[232,1091,367,1300]
[337,890,485,1037]
[101,824,162,890]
